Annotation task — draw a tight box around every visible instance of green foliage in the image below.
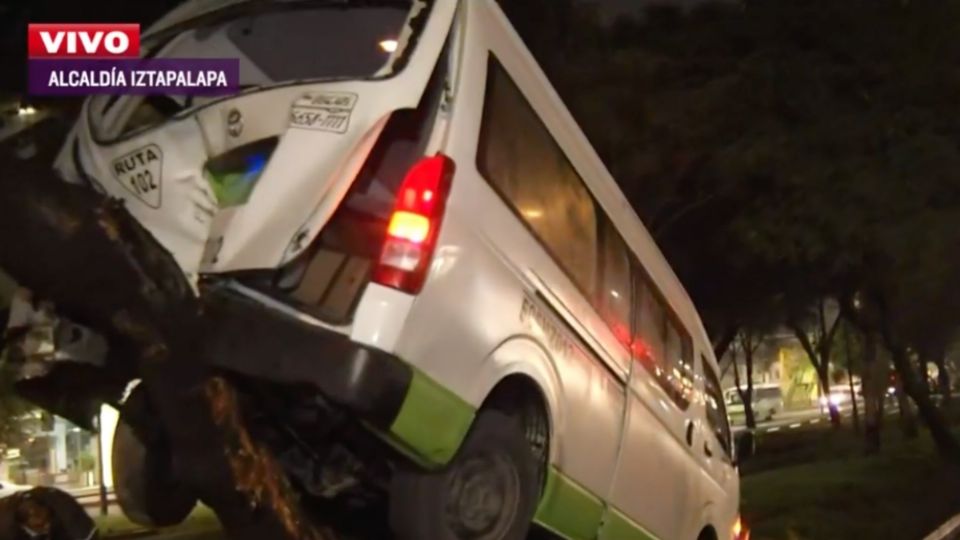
[0,365,29,454]
[742,426,960,540]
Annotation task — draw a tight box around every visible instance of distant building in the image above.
[719,329,824,410]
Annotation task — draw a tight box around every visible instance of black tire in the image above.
[389,409,540,540]
[112,388,197,528]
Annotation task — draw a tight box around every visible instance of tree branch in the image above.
[713,324,739,362]
[791,322,825,372]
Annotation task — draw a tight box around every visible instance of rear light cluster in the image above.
[733,516,750,540]
[372,154,455,294]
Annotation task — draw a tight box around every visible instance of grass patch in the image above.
[742,426,960,540]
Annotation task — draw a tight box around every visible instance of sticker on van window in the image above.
[289,92,358,134]
[111,144,163,208]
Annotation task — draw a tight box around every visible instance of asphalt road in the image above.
[730,403,862,434]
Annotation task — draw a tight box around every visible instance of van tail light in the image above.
[733,516,750,540]
[372,154,455,294]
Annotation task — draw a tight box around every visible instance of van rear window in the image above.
[89,1,419,142]
[223,6,412,83]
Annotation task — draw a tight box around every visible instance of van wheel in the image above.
[113,388,197,527]
[389,409,539,540]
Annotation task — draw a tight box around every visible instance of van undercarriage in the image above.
[0,165,412,540]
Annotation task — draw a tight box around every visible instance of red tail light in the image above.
[372,154,455,294]
[733,516,750,540]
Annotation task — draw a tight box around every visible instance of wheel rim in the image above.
[444,453,521,539]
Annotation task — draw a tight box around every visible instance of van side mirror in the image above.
[735,430,756,465]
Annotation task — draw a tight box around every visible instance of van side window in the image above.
[633,272,694,409]
[477,57,598,303]
[703,357,732,456]
[598,217,632,347]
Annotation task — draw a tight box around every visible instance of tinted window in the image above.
[757,387,782,400]
[90,3,416,141]
[224,7,410,82]
[703,357,732,456]
[477,56,699,410]
[633,272,694,409]
[477,58,599,302]
[598,218,632,346]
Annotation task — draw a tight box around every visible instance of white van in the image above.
[42,0,746,538]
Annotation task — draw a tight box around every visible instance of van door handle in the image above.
[685,421,694,446]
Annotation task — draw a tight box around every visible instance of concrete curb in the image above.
[924,513,960,540]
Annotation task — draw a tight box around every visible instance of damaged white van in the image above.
[6,0,747,539]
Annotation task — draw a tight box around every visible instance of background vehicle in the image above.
[819,386,863,415]
[726,384,784,422]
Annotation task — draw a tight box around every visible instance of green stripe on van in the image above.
[389,368,475,466]
[598,507,658,540]
[534,467,605,540]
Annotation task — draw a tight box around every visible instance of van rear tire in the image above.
[113,388,197,528]
[389,409,539,540]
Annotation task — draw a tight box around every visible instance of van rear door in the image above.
[67,0,457,288]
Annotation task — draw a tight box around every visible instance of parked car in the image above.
[0,480,32,499]
[819,385,863,415]
[726,384,785,422]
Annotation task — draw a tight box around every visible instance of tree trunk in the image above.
[741,388,757,429]
[844,326,860,432]
[917,355,932,396]
[732,345,757,430]
[791,320,841,427]
[817,366,841,427]
[0,172,336,540]
[895,378,919,439]
[713,325,738,366]
[890,347,960,463]
[935,354,952,412]
[847,364,860,432]
[861,332,883,453]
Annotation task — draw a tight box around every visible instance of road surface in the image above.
[731,403,863,435]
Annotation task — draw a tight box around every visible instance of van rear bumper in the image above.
[202,287,414,430]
